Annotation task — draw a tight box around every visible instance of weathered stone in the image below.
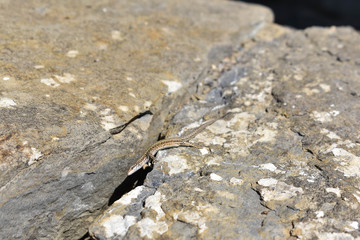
[0,0,273,239]
[90,24,360,239]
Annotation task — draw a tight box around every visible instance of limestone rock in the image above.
[90,25,360,239]
[0,0,272,239]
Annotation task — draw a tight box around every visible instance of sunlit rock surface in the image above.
[0,0,272,239]
[90,25,360,239]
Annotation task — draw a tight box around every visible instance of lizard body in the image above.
[127,115,224,175]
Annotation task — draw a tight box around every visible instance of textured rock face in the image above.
[2,0,360,239]
[89,25,360,239]
[0,0,273,239]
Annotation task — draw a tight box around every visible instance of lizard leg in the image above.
[143,153,156,169]
[148,152,156,161]
[142,155,153,169]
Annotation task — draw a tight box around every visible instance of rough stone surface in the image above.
[0,0,273,239]
[90,24,360,239]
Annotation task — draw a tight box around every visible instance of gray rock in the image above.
[0,0,272,239]
[90,25,360,239]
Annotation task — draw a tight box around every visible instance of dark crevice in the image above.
[108,166,152,206]
[109,110,153,135]
[79,133,112,154]
[78,231,91,240]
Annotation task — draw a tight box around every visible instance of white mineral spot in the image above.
[84,103,97,111]
[329,110,340,117]
[28,147,42,165]
[100,108,111,115]
[244,100,251,106]
[0,97,16,108]
[118,105,129,112]
[81,182,95,191]
[34,65,44,69]
[101,115,117,130]
[161,154,189,175]
[144,101,152,109]
[176,208,210,234]
[137,218,168,239]
[134,105,140,112]
[245,90,267,102]
[129,92,136,98]
[198,222,208,234]
[267,122,278,129]
[145,191,166,220]
[210,173,223,181]
[321,128,341,139]
[311,111,333,123]
[208,119,231,134]
[41,78,59,87]
[294,74,303,81]
[103,215,137,238]
[258,178,278,187]
[349,221,359,230]
[72,197,88,211]
[66,50,79,58]
[162,80,182,93]
[61,167,71,179]
[319,83,331,92]
[230,177,243,185]
[45,94,50,97]
[260,181,303,201]
[206,156,221,166]
[111,30,123,40]
[260,163,277,172]
[199,148,209,155]
[117,186,144,205]
[126,76,133,81]
[317,232,354,240]
[353,192,360,203]
[54,73,76,83]
[267,74,274,80]
[194,187,203,192]
[331,148,360,177]
[211,136,226,145]
[303,87,320,95]
[326,187,341,197]
[315,211,324,218]
[3,76,10,81]
[254,128,277,143]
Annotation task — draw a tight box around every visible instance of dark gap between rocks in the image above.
[109,110,153,135]
[77,231,91,240]
[108,166,152,206]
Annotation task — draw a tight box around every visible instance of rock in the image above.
[90,25,360,239]
[0,0,272,239]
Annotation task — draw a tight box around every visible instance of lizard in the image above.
[127,113,229,175]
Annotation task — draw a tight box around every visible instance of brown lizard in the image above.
[127,113,228,175]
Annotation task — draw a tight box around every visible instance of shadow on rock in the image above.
[108,166,152,206]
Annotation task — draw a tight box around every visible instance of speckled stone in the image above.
[90,25,360,239]
[0,0,272,239]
